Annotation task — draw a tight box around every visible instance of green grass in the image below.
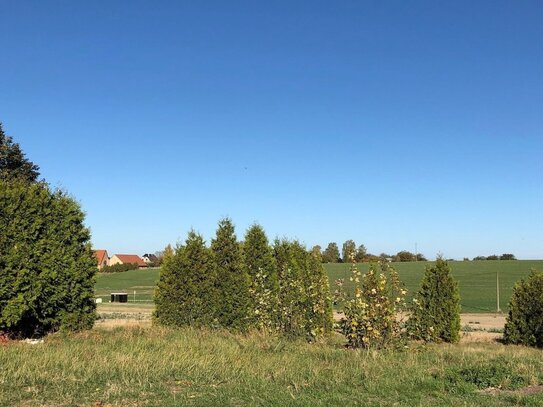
[96,268,160,302]
[1,327,543,406]
[95,260,543,313]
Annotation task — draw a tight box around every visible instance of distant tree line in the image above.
[471,254,517,261]
[314,240,427,263]
[100,263,140,273]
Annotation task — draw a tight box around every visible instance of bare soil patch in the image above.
[94,319,152,330]
[480,384,543,396]
[461,313,506,331]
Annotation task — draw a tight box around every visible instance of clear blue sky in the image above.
[1,1,542,259]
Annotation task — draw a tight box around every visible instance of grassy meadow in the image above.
[2,326,543,406]
[96,260,543,313]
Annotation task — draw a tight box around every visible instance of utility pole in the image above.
[415,242,418,262]
[496,270,501,313]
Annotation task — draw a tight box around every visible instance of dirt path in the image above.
[333,311,506,331]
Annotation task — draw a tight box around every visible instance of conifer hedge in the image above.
[0,181,97,338]
[154,219,333,339]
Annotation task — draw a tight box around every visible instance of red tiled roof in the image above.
[114,254,146,267]
[94,250,108,265]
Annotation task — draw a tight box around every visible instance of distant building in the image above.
[109,254,147,269]
[93,249,109,270]
[142,253,159,264]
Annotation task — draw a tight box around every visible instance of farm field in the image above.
[96,260,543,314]
[2,326,543,406]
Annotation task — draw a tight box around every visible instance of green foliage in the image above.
[322,242,340,263]
[211,218,251,331]
[306,249,334,335]
[154,231,216,327]
[274,240,333,340]
[99,263,139,273]
[503,269,543,347]
[500,253,516,260]
[336,259,407,349]
[355,244,367,262]
[407,258,461,343]
[341,240,356,264]
[0,181,96,338]
[394,250,416,262]
[0,123,40,183]
[243,224,279,332]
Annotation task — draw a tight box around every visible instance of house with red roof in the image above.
[109,254,147,269]
[93,249,109,270]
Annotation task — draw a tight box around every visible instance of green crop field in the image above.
[95,260,543,313]
[326,260,543,313]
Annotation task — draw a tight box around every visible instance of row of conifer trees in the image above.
[153,218,334,339]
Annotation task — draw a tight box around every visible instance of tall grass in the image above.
[1,326,542,406]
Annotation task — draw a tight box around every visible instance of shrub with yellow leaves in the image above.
[336,255,407,349]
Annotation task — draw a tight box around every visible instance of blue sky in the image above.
[1,1,542,259]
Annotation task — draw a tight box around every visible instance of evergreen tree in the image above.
[243,224,279,332]
[0,181,96,337]
[0,123,40,183]
[407,258,461,343]
[154,231,215,327]
[503,269,543,347]
[211,218,250,330]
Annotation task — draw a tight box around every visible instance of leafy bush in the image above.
[154,231,216,327]
[274,239,333,340]
[407,258,461,343]
[503,269,543,347]
[336,257,407,349]
[0,181,97,338]
[99,263,139,273]
[243,224,279,332]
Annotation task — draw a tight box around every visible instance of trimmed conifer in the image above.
[407,258,461,343]
[0,181,96,338]
[211,218,250,330]
[243,224,279,332]
[154,231,215,327]
[503,269,543,347]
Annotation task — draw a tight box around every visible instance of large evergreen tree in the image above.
[154,231,215,327]
[0,181,96,337]
[211,218,251,330]
[0,123,40,183]
[407,258,461,343]
[243,224,279,332]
